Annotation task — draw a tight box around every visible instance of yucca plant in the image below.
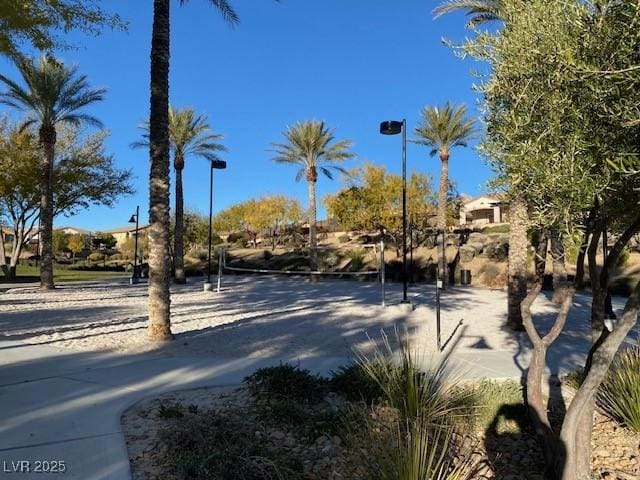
[349,328,480,480]
[356,328,472,423]
[598,343,640,433]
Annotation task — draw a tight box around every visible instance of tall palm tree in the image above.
[435,0,529,329]
[433,0,504,27]
[147,0,238,341]
[132,106,226,284]
[0,55,105,290]
[414,103,474,288]
[271,121,354,273]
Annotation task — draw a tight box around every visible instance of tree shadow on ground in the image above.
[484,402,567,479]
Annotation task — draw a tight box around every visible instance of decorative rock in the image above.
[460,246,476,263]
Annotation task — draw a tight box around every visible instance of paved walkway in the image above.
[0,279,635,479]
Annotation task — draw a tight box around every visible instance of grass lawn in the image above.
[4,264,130,283]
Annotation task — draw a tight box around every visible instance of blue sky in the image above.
[0,1,490,231]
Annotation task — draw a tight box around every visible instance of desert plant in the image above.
[616,247,630,268]
[158,402,185,419]
[87,252,104,262]
[598,343,640,433]
[244,363,327,404]
[347,248,366,272]
[349,329,479,480]
[318,249,340,271]
[356,328,472,424]
[338,234,350,243]
[464,379,525,433]
[350,414,479,480]
[330,363,384,403]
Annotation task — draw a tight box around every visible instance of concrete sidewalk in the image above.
[0,333,579,480]
[0,338,360,479]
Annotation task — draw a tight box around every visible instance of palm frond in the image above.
[270,120,354,180]
[433,0,503,28]
[413,102,476,157]
[179,0,240,26]
[0,55,105,134]
[161,106,227,168]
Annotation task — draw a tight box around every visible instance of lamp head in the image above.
[380,120,403,135]
[211,159,227,170]
[128,215,137,224]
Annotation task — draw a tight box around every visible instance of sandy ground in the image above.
[1,275,637,362]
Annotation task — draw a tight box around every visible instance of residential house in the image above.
[459,194,509,226]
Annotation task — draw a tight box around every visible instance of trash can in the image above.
[461,269,472,285]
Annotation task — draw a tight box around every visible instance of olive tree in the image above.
[459,0,640,478]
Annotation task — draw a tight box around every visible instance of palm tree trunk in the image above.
[39,125,55,290]
[174,162,186,284]
[307,179,318,277]
[437,153,449,288]
[507,195,528,331]
[147,0,173,341]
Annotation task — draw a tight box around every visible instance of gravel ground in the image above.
[2,275,636,360]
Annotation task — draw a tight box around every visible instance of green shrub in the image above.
[87,252,104,262]
[482,224,510,234]
[227,231,249,244]
[599,344,640,433]
[338,234,350,243]
[346,248,366,272]
[262,249,273,260]
[244,363,327,404]
[465,379,526,433]
[257,398,307,426]
[318,249,340,271]
[330,363,384,403]
[158,402,185,419]
[234,238,248,249]
[616,248,630,268]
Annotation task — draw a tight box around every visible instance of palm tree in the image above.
[414,103,474,288]
[435,0,529,329]
[0,55,105,290]
[433,0,504,27]
[147,0,238,341]
[271,121,354,273]
[132,106,226,284]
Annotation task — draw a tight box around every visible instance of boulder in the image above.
[468,232,487,244]
[468,241,484,255]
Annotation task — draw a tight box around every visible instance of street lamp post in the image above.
[128,205,140,284]
[204,159,227,292]
[380,119,409,304]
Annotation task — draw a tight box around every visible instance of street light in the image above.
[380,119,409,304]
[204,159,227,292]
[128,206,140,284]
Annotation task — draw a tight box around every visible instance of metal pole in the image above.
[401,118,408,303]
[207,165,214,284]
[409,224,414,284]
[216,247,223,293]
[133,205,139,280]
[380,239,386,307]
